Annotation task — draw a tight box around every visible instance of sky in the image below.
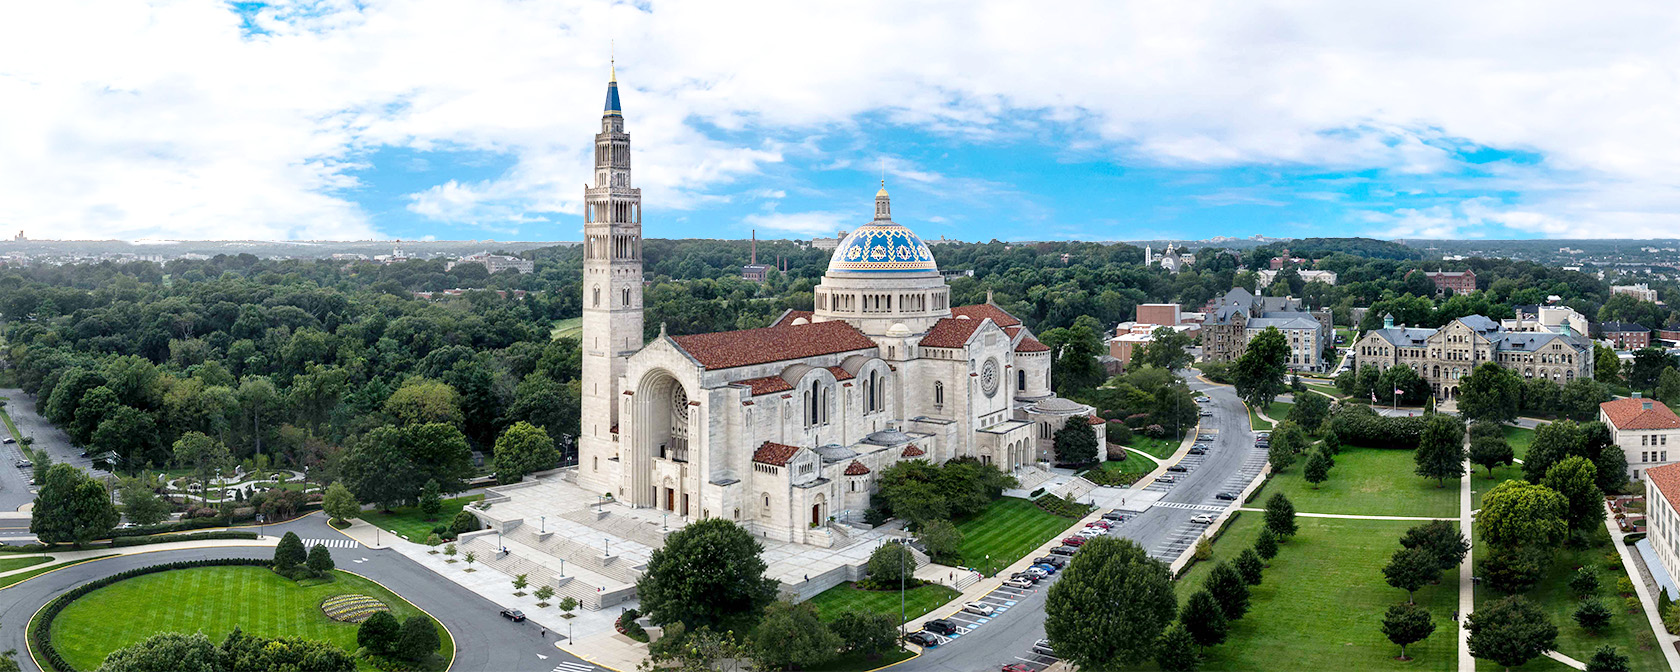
[4,2,1680,243]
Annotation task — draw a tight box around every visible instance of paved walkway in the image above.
[1603,499,1680,672]
[1457,456,1474,672]
[1233,508,1453,521]
[1543,650,1588,670]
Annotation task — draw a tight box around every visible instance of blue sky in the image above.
[4,1,1678,242]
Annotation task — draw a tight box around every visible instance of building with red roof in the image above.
[1603,394,1680,481]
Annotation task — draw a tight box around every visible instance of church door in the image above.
[665,488,674,511]
[811,504,821,527]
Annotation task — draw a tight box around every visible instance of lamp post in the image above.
[541,515,546,534]
[604,538,611,557]
[560,558,565,577]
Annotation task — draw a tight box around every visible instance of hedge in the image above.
[29,557,274,672]
[0,506,322,552]
[1327,405,1425,449]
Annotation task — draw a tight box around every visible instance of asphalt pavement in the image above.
[901,374,1261,671]
[0,513,602,672]
[0,389,103,514]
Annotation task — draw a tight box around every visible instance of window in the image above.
[593,456,598,472]
[592,285,601,307]
[623,288,631,307]
[934,381,944,408]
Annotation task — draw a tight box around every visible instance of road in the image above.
[0,389,105,515]
[0,514,603,672]
[903,374,1263,671]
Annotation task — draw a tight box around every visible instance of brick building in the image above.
[1600,321,1651,350]
[1422,270,1477,295]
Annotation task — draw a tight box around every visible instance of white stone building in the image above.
[1603,395,1680,481]
[575,71,1097,546]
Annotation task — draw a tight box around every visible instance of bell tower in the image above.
[578,61,644,496]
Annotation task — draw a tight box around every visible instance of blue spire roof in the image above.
[603,66,622,117]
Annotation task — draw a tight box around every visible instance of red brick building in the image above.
[1423,270,1477,295]
[1600,321,1651,350]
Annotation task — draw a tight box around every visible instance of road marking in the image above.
[300,538,359,549]
[1150,501,1225,512]
[552,662,595,672]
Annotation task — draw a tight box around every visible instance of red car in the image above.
[1061,536,1087,546]
[1087,520,1113,530]
[1002,665,1034,672]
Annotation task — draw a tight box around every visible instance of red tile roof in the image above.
[921,317,984,348]
[733,375,794,396]
[827,366,855,381]
[1087,415,1105,425]
[753,441,802,466]
[773,310,814,327]
[844,460,871,475]
[953,303,1022,327]
[1601,397,1680,431]
[902,444,926,458]
[1015,335,1050,352]
[1648,462,1680,513]
[672,321,877,370]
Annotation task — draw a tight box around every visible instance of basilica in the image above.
[575,69,1102,546]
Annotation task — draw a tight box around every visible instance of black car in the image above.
[1215,491,1239,501]
[499,609,525,622]
[1033,555,1068,567]
[1049,545,1079,556]
[1167,465,1189,472]
[924,619,958,636]
[1188,447,1206,455]
[1010,571,1041,583]
[1101,511,1125,522]
[905,631,940,647]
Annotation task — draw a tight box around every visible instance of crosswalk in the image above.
[1152,501,1226,512]
[300,538,359,549]
[551,662,596,672]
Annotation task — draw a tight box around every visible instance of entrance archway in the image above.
[632,370,691,509]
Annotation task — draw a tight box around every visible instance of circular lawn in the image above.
[48,566,452,671]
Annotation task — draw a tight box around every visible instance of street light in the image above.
[541,515,546,534]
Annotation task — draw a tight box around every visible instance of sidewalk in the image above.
[1457,457,1473,672]
[1232,508,1452,521]
[1604,500,1680,672]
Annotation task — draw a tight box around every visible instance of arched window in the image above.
[934,381,944,408]
[623,288,631,307]
[807,380,820,427]
[592,286,601,308]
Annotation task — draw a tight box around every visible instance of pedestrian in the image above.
[541,628,547,637]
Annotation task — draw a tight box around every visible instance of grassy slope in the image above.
[51,566,452,671]
[1248,404,1274,431]
[0,556,51,573]
[360,495,484,542]
[550,317,583,340]
[1257,447,1459,518]
[953,498,1079,571]
[806,581,961,624]
[1124,435,1180,460]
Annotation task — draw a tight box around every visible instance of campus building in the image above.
[1600,322,1651,350]
[1200,288,1332,372]
[1422,270,1477,295]
[1351,313,1595,401]
[1603,395,1680,481]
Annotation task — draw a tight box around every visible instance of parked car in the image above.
[1022,567,1049,579]
[1050,545,1079,556]
[1158,474,1177,483]
[1030,563,1059,576]
[1101,511,1126,522]
[13,461,30,469]
[500,609,526,622]
[924,619,958,635]
[1215,491,1239,501]
[1076,526,1104,537]
[1009,572,1040,585]
[1191,513,1216,524]
[1033,639,1057,656]
[1003,664,1034,672]
[1062,536,1088,547]
[963,601,997,616]
[905,631,940,647]
[1200,410,1213,417]
[1037,554,1068,567]
[1,438,13,444]
[1167,465,1189,473]
[1188,446,1206,455]
[1087,520,1112,529]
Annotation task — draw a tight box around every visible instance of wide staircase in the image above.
[560,508,668,549]
[1056,475,1099,502]
[506,526,642,584]
[1015,465,1055,492]
[460,536,615,611]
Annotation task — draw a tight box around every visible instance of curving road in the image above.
[901,373,1261,671]
[0,514,603,672]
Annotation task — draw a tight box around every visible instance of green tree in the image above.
[1477,480,1567,549]
[1181,589,1229,647]
[830,610,898,659]
[1481,545,1549,594]
[1234,327,1290,408]
[94,632,220,672]
[1134,327,1197,371]
[1458,363,1523,424]
[1044,537,1178,668]
[749,601,839,671]
[1467,596,1558,669]
[1205,561,1250,621]
[273,531,307,569]
[1414,414,1465,487]
[1469,431,1515,478]
[91,406,161,468]
[637,518,779,632]
[1594,344,1623,386]
[1542,456,1603,537]
[1041,319,1107,396]
[322,481,359,525]
[1154,623,1200,672]
[1399,520,1469,572]
[918,518,963,564]
[1254,530,1279,564]
[219,629,355,672]
[342,423,473,509]
[1234,548,1265,585]
[1303,448,1333,489]
[1586,645,1631,672]
[1570,565,1601,597]
[1560,378,1610,422]
[419,479,442,520]
[492,421,560,484]
[1658,367,1680,404]
[396,615,441,662]
[866,543,915,585]
[1381,601,1435,662]
[1574,599,1613,633]
[1264,493,1297,538]
[307,543,334,573]
[1052,417,1099,465]
[1287,392,1331,432]
[513,573,528,593]
[1524,420,1583,483]
[385,378,464,427]
[1383,547,1438,603]
[357,610,402,656]
[31,463,118,545]
[172,431,233,495]
[1629,348,1676,392]
[118,477,169,526]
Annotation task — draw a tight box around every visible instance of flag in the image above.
[1393,388,1404,395]
[1371,391,1377,403]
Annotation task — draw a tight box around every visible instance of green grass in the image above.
[50,566,452,672]
[953,497,1080,572]
[1503,425,1536,460]
[1123,435,1180,460]
[1473,532,1664,671]
[0,556,116,589]
[360,495,483,542]
[1471,462,1525,510]
[550,316,583,340]
[806,581,961,624]
[1103,453,1158,474]
[1247,403,1274,431]
[1304,383,1346,398]
[0,556,51,573]
[1267,400,1294,423]
[1256,447,1460,518]
[808,648,915,671]
[1184,515,1460,671]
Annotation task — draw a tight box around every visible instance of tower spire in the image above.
[603,51,622,117]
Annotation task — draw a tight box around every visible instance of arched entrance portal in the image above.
[632,370,692,510]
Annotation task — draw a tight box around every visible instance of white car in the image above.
[1003,578,1033,590]
[1191,513,1216,524]
[1076,527,1104,538]
[962,601,996,616]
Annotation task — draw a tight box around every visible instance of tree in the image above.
[1586,645,1632,672]
[1458,363,1523,424]
[866,543,915,585]
[322,481,359,525]
[749,601,839,671]
[1154,623,1200,672]
[91,406,161,468]
[1560,378,1611,422]
[492,421,560,484]
[94,632,220,672]
[1481,545,1550,594]
[1234,327,1290,409]
[273,531,307,569]
[1268,439,1299,472]
[1381,601,1435,661]
[1659,367,1680,404]
[385,378,464,427]
[1254,530,1279,563]
[1570,565,1601,597]
[1629,347,1676,392]
[1264,493,1297,538]
[357,610,402,656]
[1287,392,1331,432]
[342,423,473,509]
[1045,537,1178,668]
[1467,596,1558,669]
[513,573,528,593]
[1303,448,1333,489]
[559,596,579,616]
[830,610,897,659]
[1052,416,1099,465]
[1542,456,1603,537]
[1594,344,1623,386]
[419,479,442,520]
[450,510,479,537]
[1205,561,1250,621]
[637,518,779,632]
[31,463,118,545]
[1399,520,1469,572]
[118,477,169,526]
[1469,431,1515,478]
[307,543,334,573]
[1134,327,1197,372]
[1181,590,1229,647]
[1477,480,1567,549]
[1041,319,1107,396]
[1574,599,1613,633]
[1234,548,1264,585]
[219,630,355,672]
[918,519,963,564]
[171,431,233,495]
[396,615,441,662]
[1383,547,1438,603]
[1414,414,1465,487]
[1524,420,1584,483]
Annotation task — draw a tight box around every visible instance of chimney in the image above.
[1634,391,1643,399]
[751,229,757,265]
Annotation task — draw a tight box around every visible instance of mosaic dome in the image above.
[827,222,938,275]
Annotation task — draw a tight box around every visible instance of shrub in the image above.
[357,610,402,656]
[396,614,441,661]
[1107,423,1134,445]
[617,609,649,642]
[273,531,307,569]
[307,543,335,574]
[1575,599,1613,632]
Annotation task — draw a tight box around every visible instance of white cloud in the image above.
[4,1,1680,239]
[740,210,850,237]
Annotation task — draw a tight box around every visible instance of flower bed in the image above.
[320,594,391,623]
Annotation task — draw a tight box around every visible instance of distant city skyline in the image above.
[6,2,1680,242]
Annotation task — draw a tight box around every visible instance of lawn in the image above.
[360,495,484,542]
[551,316,583,340]
[50,566,452,672]
[1104,453,1157,474]
[1470,462,1525,510]
[1256,447,1460,518]
[1504,425,1536,459]
[954,497,1081,572]
[1123,435,1180,460]
[1304,382,1345,399]
[806,581,961,624]
[1247,403,1274,431]
[0,556,51,573]
[1266,400,1294,423]
[1183,515,1460,671]
[1473,531,1665,671]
